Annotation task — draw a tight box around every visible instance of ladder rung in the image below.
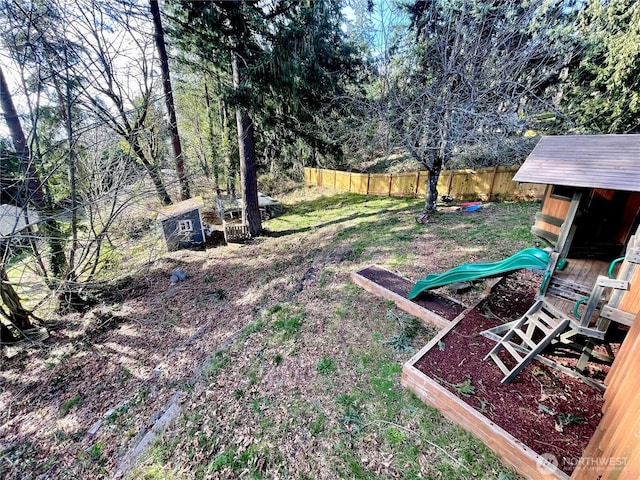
[537,310,562,329]
[502,341,524,363]
[527,317,554,336]
[512,329,537,350]
[487,352,510,376]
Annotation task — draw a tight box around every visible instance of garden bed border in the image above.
[402,315,569,480]
[350,267,456,330]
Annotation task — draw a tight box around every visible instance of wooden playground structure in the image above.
[353,134,640,479]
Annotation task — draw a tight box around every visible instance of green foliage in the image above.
[557,412,586,427]
[60,396,82,416]
[273,316,302,336]
[204,351,229,377]
[453,379,476,398]
[309,412,326,436]
[168,0,365,174]
[316,357,337,375]
[563,0,640,133]
[384,310,422,353]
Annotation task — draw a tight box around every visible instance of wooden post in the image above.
[447,168,454,196]
[558,191,582,258]
[488,166,499,201]
[388,173,393,196]
[414,172,420,197]
[366,173,371,196]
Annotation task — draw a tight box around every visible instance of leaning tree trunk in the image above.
[232,52,261,236]
[150,0,190,201]
[0,266,32,332]
[130,138,173,205]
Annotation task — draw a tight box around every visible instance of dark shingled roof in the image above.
[513,134,640,192]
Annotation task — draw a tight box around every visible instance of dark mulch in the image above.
[413,270,606,476]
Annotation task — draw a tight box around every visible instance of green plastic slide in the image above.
[408,248,551,300]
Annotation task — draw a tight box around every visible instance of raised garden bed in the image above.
[403,271,605,479]
[351,265,467,329]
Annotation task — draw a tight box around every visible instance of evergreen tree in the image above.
[563,0,640,133]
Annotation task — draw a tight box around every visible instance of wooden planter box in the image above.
[402,318,569,480]
[351,266,466,330]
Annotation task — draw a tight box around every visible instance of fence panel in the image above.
[416,172,429,197]
[390,172,419,197]
[303,167,544,201]
[350,172,369,194]
[368,173,392,196]
[335,171,351,192]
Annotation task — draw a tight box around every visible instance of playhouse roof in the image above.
[156,196,204,222]
[513,134,640,192]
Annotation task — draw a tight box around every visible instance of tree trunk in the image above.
[0,65,45,209]
[424,155,443,213]
[221,101,236,197]
[0,320,16,343]
[232,52,262,236]
[0,65,39,331]
[0,266,32,332]
[204,82,220,192]
[150,0,190,201]
[130,138,173,205]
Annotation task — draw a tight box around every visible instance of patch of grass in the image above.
[273,315,302,336]
[383,310,423,352]
[384,426,405,444]
[114,191,539,480]
[241,318,265,339]
[209,288,227,301]
[318,268,333,287]
[232,388,244,399]
[129,464,177,480]
[316,357,337,375]
[309,412,326,436]
[388,251,413,267]
[204,351,229,378]
[117,366,132,383]
[60,396,82,416]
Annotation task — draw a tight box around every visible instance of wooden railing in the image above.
[304,166,545,201]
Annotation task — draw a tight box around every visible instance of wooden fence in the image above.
[304,166,545,201]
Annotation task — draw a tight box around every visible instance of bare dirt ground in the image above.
[0,187,540,479]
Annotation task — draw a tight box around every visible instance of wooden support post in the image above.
[388,173,393,196]
[557,191,582,258]
[488,166,498,201]
[414,172,420,197]
[366,173,371,196]
[447,168,454,197]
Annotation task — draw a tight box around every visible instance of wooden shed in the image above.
[156,197,206,251]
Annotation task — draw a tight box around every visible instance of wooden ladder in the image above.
[484,300,570,383]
